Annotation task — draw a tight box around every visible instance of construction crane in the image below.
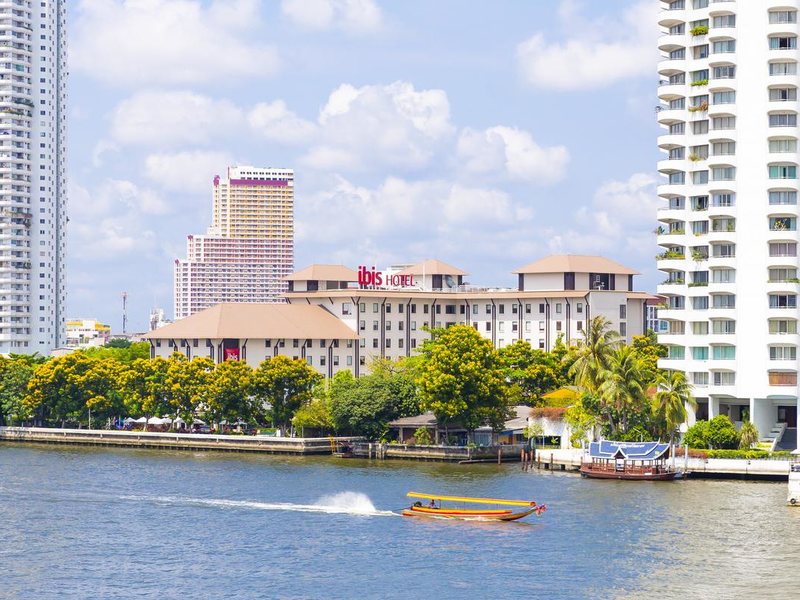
[122,291,128,334]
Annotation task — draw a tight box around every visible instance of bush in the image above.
[739,421,759,449]
[708,415,739,449]
[412,427,433,445]
[683,420,710,449]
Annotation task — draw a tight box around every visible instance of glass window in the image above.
[713,65,735,79]
[769,165,797,179]
[770,346,797,360]
[712,320,736,334]
[769,294,798,308]
[769,113,798,127]
[770,36,797,50]
[712,116,735,130]
[769,191,797,205]
[769,139,797,153]
[712,346,736,360]
[770,11,797,24]
[769,320,798,334]
[770,62,798,76]
[711,268,735,283]
[712,193,734,206]
[712,15,735,28]
[692,347,708,360]
[712,294,736,308]
[770,88,798,101]
[712,141,735,155]
[711,167,735,181]
[712,40,735,53]
[712,91,735,104]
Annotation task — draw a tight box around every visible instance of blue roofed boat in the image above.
[580,441,677,481]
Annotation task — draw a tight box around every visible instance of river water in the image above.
[0,444,798,599]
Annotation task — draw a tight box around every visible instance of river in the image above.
[0,444,798,599]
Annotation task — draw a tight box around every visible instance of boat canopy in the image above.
[407,491,535,507]
[588,441,670,461]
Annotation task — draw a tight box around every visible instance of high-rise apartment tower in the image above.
[0,0,67,354]
[657,0,800,442]
[174,166,294,319]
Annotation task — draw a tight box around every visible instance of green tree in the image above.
[205,359,255,425]
[569,316,620,395]
[416,325,510,439]
[683,420,710,449]
[707,415,739,449]
[82,341,150,364]
[252,356,322,432]
[329,361,419,440]
[564,395,601,448]
[106,338,132,349]
[630,331,668,379]
[652,370,696,447]
[122,357,171,421]
[164,354,214,425]
[739,421,759,450]
[292,397,334,435]
[497,340,561,405]
[597,345,648,435]
[0,355,43,425]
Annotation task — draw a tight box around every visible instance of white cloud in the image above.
[281,0,382,33]
[516,1,658,90]
[544,172,658,260]
[296,175,533,248]
[457,126,569,184]
[301,81,455,171]
[110,91,245,146]
[145,151,236,194]
[72,0,279,87]
[248,101,317,144]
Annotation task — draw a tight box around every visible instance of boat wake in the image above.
[120,491,396,517]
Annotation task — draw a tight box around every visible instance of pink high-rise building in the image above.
[174,167,294,319]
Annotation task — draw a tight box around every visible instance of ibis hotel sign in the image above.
[357,266,415,289]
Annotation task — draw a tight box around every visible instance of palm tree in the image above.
[653,370,696,448]
[597,346,647,435]
[568,316,621,395]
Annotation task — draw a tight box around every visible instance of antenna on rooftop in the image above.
[122,291,128,334]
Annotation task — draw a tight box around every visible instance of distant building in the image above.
[149,308,172,331]
[0,2,68,355]
[65,319,111,348]
[148,255,656,378]
[174,166,294,319]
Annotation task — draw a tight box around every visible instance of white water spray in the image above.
[121,491,396,517]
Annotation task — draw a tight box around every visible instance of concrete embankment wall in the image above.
[351,442,526,462]
[0,427,362,455]
[535,449,794,481]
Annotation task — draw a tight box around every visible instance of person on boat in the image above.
[428,499,437,509]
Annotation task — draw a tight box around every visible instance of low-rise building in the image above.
[65,319,111,348]
[145,255,654,380]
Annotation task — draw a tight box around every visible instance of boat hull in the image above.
[401,507,537,521]
[579,466,676,481]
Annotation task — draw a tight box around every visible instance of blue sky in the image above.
[67,0,660,331]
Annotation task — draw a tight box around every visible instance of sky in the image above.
[67,0,662,332]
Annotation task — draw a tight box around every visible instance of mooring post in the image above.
[497,447,501,465]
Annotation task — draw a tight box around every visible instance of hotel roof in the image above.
[397,259,468,276]
[143,304,358,340]
[284,264,359,282]
[513,255,639,276]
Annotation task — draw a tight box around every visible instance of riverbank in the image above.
[0,426,362,455]
[536,448,794,481]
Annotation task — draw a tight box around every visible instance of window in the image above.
[539,303,545,313]
[411,321,416,330]
[373,320,379,331]
[712,268,735,283]
[712,243,735,258]
[712,91,735,104]
[692,322,709,335]
[320,356,326,366]
[359,320,365,331]
[693,372,709,386]
[619,323,626,337]
[619,305,627,319]
[372,339,378,349]
[769,113,797,127]
[712,40,735,53]
[472,304,478,315]
[577,321,583,331]
[713,65,735,79]
[713,372,736,386]
[770,320,798,334]
[485,304,492,314]
[769,165,797,179]
[692,347,708,360]
[498,304,505,315]
[770,217,796,231]
[770,268,797,283]
[770,62,797,76]
[712,141,735,155]
[386,304,392,314]
[435,305,441,315]
[770,346,797,360]
[770,10,797,24]
[769,139,797,153]
[770,191,798,205]
[555,303,562,314]
[712,320,736,334]
[385,339,391,348]
[670,48,686,60]
[577,302,583,313]
[712,116,735,130]
[770,242,797,256]
[512,304,518,314]
[670,122,685,135]
[692,46,708,60]
[712,346,736,360]
[711,167,735,181]
[399,321,404,331]
[693,120,709,135]
[342,302,352,316]
[373,303,379,313]
[770,294,797,308]
[770,88,798,102]
[770,36,797,50]
[712,193,734,207]
[485,322,491,332]
[445,305,456,315]
[712,294,736,308]
[386,322,391,331]
[712,14,735,28]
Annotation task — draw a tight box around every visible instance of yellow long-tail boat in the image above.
[402,492,547,521]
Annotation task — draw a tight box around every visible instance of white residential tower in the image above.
[0,0,67,354]
[657,0,800,445]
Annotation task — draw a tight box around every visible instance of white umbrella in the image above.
[147,417,165,425]
[133,417,147,424]
[123,417,136,424]
[174,417,185,425]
